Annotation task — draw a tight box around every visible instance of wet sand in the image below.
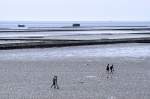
[0,29,150,49]
[1,32,150,49]
[0,44,150,99]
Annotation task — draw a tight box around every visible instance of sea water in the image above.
[0,21,150,29]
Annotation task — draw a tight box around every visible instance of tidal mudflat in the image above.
[0,43,150,99]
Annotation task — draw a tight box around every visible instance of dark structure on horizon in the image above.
[72,23,80,27]
[18,24,26,28]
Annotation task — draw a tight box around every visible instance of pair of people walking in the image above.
[106,64,114,78]
[106,64,114,73]
[51,75,59,89]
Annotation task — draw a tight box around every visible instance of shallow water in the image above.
[0,30,150,38]
[0,43,150,61]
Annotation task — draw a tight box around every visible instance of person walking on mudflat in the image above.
[106,64,110,78]
[106,64,109,73]
[110,64,114,73]
[51,75,59,89]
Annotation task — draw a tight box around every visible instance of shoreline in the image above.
[1,27,150,50]
[0,37,150,50]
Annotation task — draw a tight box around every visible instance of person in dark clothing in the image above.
[110,64,114,73]
[51,76,56,89]
[106,64,109,73]
[51,76,59,89]
[54,76,59,89]
[106,64,110,78]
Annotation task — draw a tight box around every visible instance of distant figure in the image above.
[110,64,114,73]
[51,76,59,89]
[106,64,110,73]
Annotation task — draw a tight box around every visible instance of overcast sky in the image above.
[0,0,150,21]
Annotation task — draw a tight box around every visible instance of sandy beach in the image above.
[0,1,150,98]
[0,43,150,99]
